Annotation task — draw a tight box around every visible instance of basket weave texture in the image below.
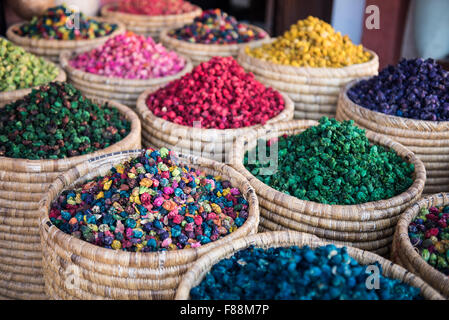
[6,18,125,63]
[392,193,449,298]
[100,3,202,41]
[60,50,193,109]
[0,100,141,300]
[175,230,443,300]
[337,79,449,194]
[237,42,379,120]
[230,120,426,256]
[136,88,294,162]
[39,149,259,300]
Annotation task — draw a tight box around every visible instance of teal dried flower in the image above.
[190,245,422,300]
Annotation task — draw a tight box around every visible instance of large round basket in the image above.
[175,230,443,300]
[60,50,193,109]
[230,120,426,256]
[100,3,202,42]
[160,26,270,67]
[136,88,294,163]
[392,193,449,298]
[6,18,125,63]
[38,149,259,300]
[337,79,449,194]
[0,62,66,107]
[0,100,141,300]
[237,42,379,121]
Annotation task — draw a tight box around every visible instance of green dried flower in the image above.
[244,117,414,205]
[0,38,58,92]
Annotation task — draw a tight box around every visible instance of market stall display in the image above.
[39,148,259,299]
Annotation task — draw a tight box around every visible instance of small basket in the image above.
[175,230,443,300]
[230,120,426,256]
[0,99,141,300]
[337,79,449,194]
[38,150,259,300]
[6,18,125,63]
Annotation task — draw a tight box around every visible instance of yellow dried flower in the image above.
[246,16,372,68]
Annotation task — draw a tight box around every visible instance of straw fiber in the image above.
[175,231,443,300]
[39,149,259,299]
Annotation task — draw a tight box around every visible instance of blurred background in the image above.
[1,0,449,69]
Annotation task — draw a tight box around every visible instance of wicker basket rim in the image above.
[59,49,193,86]
[232,119,426,213]
[6,18,125,47]
[0,99,140,169]
[39,149,259,265]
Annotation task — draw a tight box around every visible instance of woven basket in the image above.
[136,87,294,162]
[0,63,66,107]
[60,50,193,109]
[38,149,259,300]
[392,193,449,298]
[0,99,141,300]
[100,3,202,41]
[6,18,125,63]
[175,230,443,300]
[230,120,426,256]
[337,79,449,194]
[237,42,379,120]
[160,25,270,67]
